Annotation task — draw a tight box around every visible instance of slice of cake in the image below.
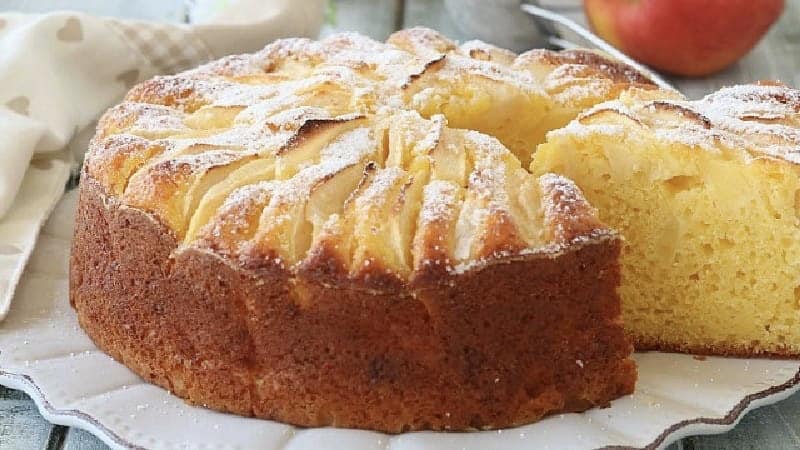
[532,83,800,356]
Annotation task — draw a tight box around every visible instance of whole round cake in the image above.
[69,28,657,432]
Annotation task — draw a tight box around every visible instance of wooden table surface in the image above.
[1,0,799,449]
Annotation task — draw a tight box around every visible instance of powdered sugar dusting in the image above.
[196,180,281,254]
[101,102,189,138]
[153,149,254,175]
[538,173,604,245]
[271,127,377,207]
[355,167,406,214]
[548,116,625,141]
[319,127,375,162]
[556,84,800,163]
[96,27,663,279]
[464,131,512,207]
[222,181,279,215]
[539,173,587,217]
[419,180,459,225]
[694,85,800,163]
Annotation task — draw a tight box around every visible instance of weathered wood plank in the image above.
[665,440,684,450]
[773,390,800,443]
[63,428,110,450]
[0,385,27,402]
[685,402,800,450]
[320,0,402,40]
[0,387,57,450]
[0,388,109,449]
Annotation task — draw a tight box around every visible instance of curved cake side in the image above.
[70,173,634,432]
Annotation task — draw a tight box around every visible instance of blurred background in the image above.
[1,0,798,98]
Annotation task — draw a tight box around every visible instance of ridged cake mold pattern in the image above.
[0,190,798,450]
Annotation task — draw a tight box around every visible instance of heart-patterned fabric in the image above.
[0,0,324,321]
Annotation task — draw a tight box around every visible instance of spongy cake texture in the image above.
[69,28,654,432]
[534,82,800,356]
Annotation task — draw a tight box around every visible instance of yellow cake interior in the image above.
[531,86,800,355]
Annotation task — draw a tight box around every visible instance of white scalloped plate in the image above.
[1,190,799,450]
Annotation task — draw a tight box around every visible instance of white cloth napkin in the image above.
[0,0,324,218]
[0,0,325,320]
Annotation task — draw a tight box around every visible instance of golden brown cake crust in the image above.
[70,177,635,432]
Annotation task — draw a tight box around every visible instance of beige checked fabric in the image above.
[107,19,216,75]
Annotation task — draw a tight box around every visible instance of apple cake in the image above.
[533,82,800,356]
[69,28,656,432]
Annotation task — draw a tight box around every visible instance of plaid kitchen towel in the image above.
[0,0,325,320]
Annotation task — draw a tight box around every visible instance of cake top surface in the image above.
[555,82,800,165]
[84,27,656,287]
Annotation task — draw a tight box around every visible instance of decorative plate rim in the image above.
[2,361,799,450]
[604,365,800,449]
[0,369,145,450]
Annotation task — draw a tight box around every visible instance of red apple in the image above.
[584,0,785,76]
